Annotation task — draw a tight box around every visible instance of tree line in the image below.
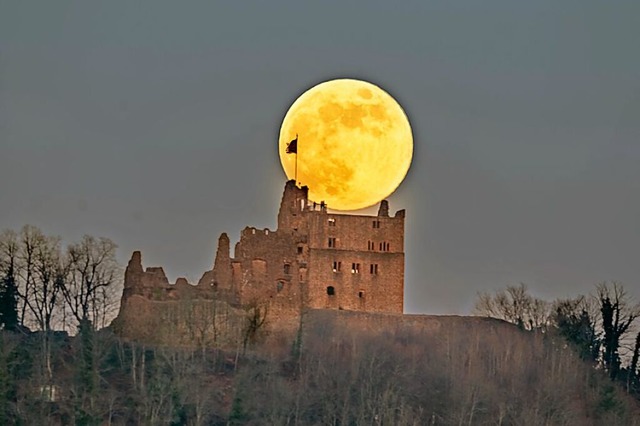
[0,225,123,423]
[0,225,121,334]
[475,282,640,399]
[1,301,639,424]
[1,224,639,424]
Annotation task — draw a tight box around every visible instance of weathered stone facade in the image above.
[114,180,405,340]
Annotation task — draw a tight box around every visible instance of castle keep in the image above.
[115,180,405,339]
[211,179,405,314]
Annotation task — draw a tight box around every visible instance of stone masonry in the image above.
[114,180,405,339]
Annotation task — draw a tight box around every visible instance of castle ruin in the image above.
[114,180,405,341]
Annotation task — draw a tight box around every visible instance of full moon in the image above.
[278,79,413,211]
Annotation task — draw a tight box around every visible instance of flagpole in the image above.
[286,134,299,185]
[294,134,298,185]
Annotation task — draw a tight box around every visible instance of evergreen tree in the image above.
[597,283,639,381]
[0,264,19,331]
[554,298,600,362]
[629,332,640,395]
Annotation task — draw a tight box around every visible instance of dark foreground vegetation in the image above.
[0,312,639,425]
[1,225,640,424]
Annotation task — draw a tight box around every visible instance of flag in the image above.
[286,135,298,154]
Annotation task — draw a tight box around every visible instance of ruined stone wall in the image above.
[114,250,303,348]
[305,209,405,254]
[228,226,306,323]
[114,251,249,347]
[113,294,248,347]
[306,250,404,312]
[302,309,520,343]
[277,180,310,232]
[114,180,407,346]
[121,251,204,302]
[300,199,405,313]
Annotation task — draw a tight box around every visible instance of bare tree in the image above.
[474,283,550,330]
[27,235,66,333]
[61,235,121,329]
[242,301,268,352]
[30,235,68,385]
[16,225,43,327]
[0,227,72,403]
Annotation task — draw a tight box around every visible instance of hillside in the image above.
[1,310,639,425]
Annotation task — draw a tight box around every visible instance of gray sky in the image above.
[1,1,639,314]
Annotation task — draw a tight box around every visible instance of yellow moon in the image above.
[278,79,413,211]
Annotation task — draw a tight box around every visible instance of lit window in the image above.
[328,218,336,227]
[351,263,360,274]
[332,261,341,272]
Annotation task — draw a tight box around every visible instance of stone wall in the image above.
[114,180,407,346]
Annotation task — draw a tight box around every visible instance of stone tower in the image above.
[211,180,405,317]
[115,180,406,335]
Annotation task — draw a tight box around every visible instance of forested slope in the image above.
[1,311,639,425]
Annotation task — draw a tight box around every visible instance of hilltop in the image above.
[4,309,640,425]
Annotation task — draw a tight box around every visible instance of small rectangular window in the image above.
[370,264,378,274]
[351,263,360,274]
[284,264,291,274]
[328,218,336,227]
[297,246,303,254]
[332,261,341,272]
[328,237,336,248]
[372,220,380,229]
